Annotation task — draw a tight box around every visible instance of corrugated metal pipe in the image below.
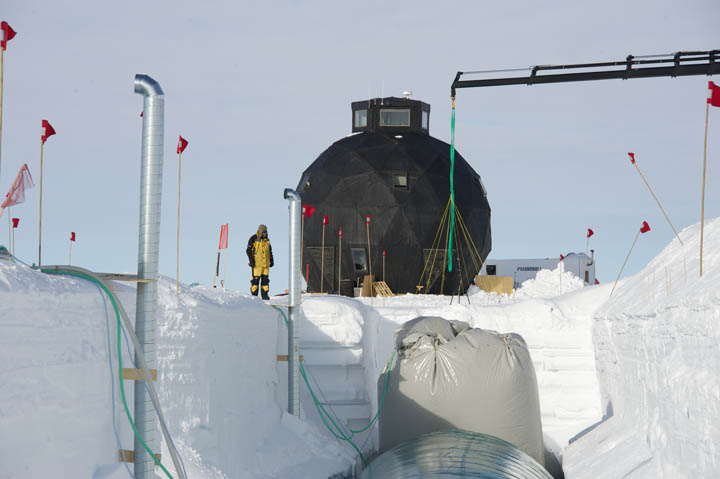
[284,188,301,415]
[133,74,164,479]
[360,429,553,479]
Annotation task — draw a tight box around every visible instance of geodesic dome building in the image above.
[296,96,491,295]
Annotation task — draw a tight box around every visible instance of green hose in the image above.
[448,100,457,273]
[42,268,174,479]
[272,306,395,467]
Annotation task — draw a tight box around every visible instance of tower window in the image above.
[354,109,367,128]
[351,248,368,273]
[380,109,410,127]
[422,111,429,130]
[393,174,408,189]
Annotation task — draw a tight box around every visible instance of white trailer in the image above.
[479,252,596,289]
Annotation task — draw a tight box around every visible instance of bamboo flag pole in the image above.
[700,102,710,277]
[0,44,4,177]
[610,221,651,296]
[68,234,73,265]
[320,215,327,293]
[627,153,683,246]
[584,229,594,283]
[6,205,9,249]
[213,251,220,288]
[11,217,16,256]
[338,227,342,293]
[38,120,55,268]
[175,136,188,294]
[38,138,43,267]
[366,215,372,277]
[176,150,182,293]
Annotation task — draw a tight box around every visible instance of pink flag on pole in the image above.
[218,223,229,250]
[1,164,35,209]
[640,221,651,234]
[559,254,565,261]
[587,228,594,238]
[366,215,371,224]
[628,152,635,164]
[323,215,329,225]
[70,232,76,242]
[338,227,343,238]
[12,218,19,228]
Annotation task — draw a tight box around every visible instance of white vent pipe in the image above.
[284,188,301,415]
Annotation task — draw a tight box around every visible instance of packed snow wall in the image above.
[377,316,545,466]
[563,219,720,478]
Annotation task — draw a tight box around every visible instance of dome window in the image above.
[393,174,408,190]
[351,248,368,273]
[354,109,367,128]
[380,109,410,127]
[422,110,429,130]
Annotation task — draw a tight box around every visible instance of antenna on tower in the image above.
[402,90,413,99]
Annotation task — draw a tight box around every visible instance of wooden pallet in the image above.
[372,281,393,297]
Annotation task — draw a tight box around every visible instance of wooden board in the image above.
[372,281,393,297]
[277,354,304,362]
[361,275,375,297]
[122,368,157,381]
[474,275,514,295]
[119,449,161,463]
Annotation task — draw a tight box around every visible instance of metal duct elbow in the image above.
[133,73,165,479]
[134,74,164,97]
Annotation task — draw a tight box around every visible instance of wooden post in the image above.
[68,237,72,265]
[382,249,386,282]
[320,220,326,293]
[610,230,641,296]
[38,139,44,267]
[338,228,342,293]
[584,236,589,284]
[700,102,710,277]
[11,216,15,257]
[176,151,182,294]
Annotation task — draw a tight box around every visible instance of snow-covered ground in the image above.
[1,218,719,478]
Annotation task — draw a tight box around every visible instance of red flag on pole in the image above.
[218,223,229,250]
[383,249,386,257]
[41,120,56,144]
[177,135,188,154]
[70,232,76,242]
[586,228,594,238]
[366,214,371,224]
[640,221,651,234]
[708,81,720,108]
[628,152,635,164]
[1,164,34,209]
[594,278,600,285]
[323,215,329,225]
[12,218,19,228]
[1,21,17,51]
[338,227,343,238]
[559,254,565,261]
[302,205,315,217]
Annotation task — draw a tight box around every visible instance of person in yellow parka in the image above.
[246,224,274,299]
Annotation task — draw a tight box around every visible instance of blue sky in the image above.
[2,0,718,291]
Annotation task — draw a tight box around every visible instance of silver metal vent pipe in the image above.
[133,74,164,479]
[284,188,301,415]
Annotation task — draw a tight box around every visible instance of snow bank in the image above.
[563,218,720,478]
[0,263,353,479]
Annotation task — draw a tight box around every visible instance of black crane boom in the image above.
[451,50,719,97]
